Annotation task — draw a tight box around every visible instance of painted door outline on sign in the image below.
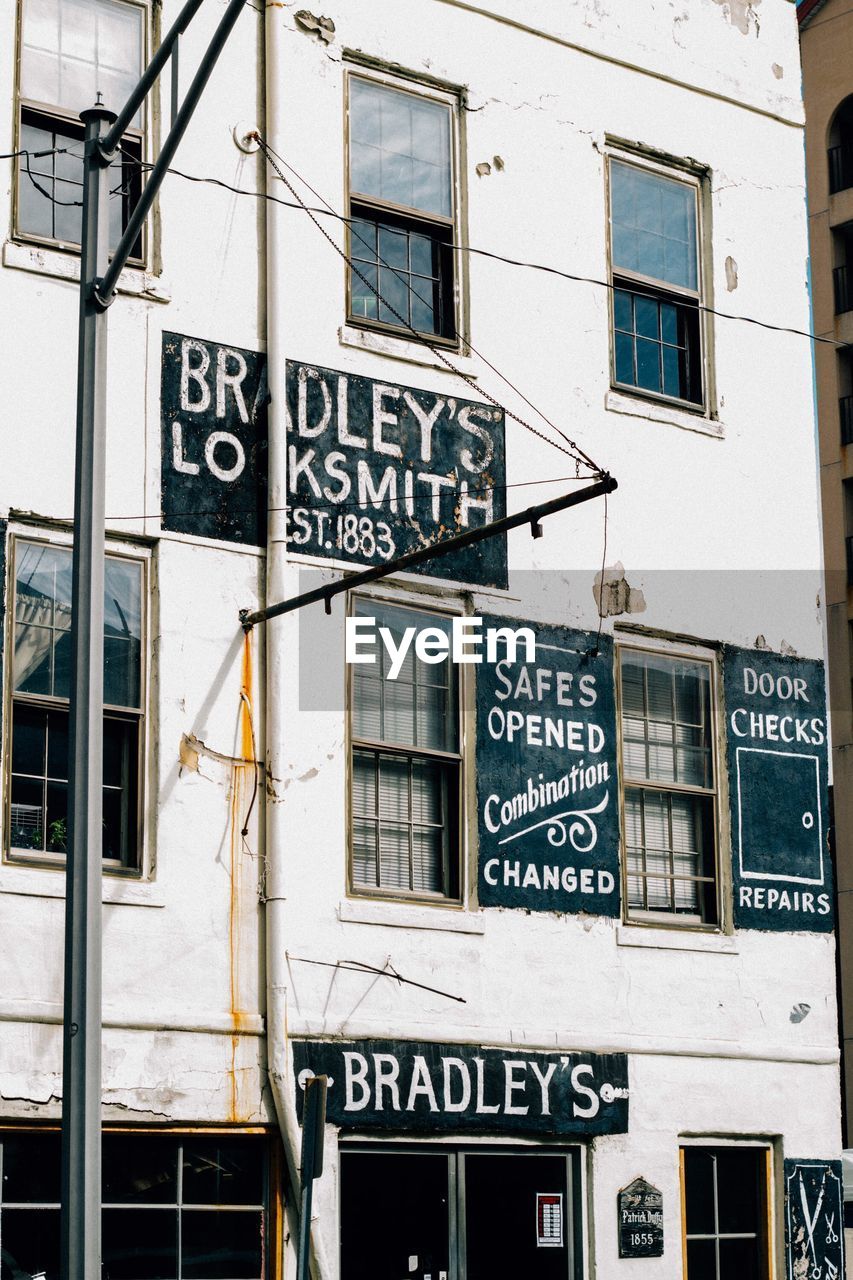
[736,747,824,886]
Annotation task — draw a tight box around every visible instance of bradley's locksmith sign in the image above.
[292,1039,629,1136]
[284,361,508,588]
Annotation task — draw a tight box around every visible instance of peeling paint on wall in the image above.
[725,255,739,291]
[711,0,761,38]
[593,562,647,617]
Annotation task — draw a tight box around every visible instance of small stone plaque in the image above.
[618,1177,663,1258]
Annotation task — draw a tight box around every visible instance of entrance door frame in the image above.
[338,1139,585,1280]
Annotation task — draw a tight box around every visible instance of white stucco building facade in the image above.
[0,0,841,1276]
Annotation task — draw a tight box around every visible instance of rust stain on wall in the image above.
[227,631,257,1122]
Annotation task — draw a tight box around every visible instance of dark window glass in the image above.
[103,1134,179,1204]
[102,1209,179,1279]
[17,111,144,258]
[1,1208,61,1280]
[2,1133,62,1202]
[0,1134,271,1280]
[182,1137,265,1206]
[181,1210,265,1278]
[683,1147,767,1280]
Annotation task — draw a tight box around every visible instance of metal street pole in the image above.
[60,99,114,1280]
[60,5,249,1278]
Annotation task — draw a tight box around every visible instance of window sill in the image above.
[605,388,724,439]
[0,861,164,907]
[338,897,486,934]
[616,922,737,954]
[338,323,478,377]
[3,239,171,304]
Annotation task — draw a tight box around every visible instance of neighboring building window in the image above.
[350,597,461,901]
[347,73,457,341]
[0,1130,274,1276]
[619,647,718,924]
[609,156,704,407]
[8,537,144,870]
[682,1146,770,1279]
[16,0,145,258]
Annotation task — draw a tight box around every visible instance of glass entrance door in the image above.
[340,1146,578,1280]
[464,1153,571,1280]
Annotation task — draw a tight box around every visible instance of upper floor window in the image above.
[608,156,704,408]
[15,0,145,259]
[8,536,145,871]
[618,646,719,926]
[349,597,461,902]
[346,72,458,343]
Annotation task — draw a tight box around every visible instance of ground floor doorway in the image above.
[340,1145,580,1280]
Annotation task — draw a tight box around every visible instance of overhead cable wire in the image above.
[104,147,848,352]
[253,134,604,475]
[55,472,592,525]
[263,139,595,468]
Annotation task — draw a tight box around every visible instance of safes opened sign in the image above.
[475,621,620,916]
[284,361,507,588]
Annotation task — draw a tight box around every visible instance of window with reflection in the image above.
[15,0,145,258]
[350,597,461,901]
[9,538,144,869]
[619,647,719,925]
[347,74,457,341]
[0,1130,273,1280]
[609,157,704,407]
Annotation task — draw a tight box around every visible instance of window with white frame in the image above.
[8,537,145,870]
[608,155,705,407]
[681,1145,771,1279]
[15,0,145,258]
[619,646,719,924]
[349,597,461,901]
[347,72,458,342]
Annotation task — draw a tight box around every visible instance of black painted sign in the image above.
[161,331,268,546]
[284,361,507,588]
[723,647,832,932]
[618,1178,663,1259]
[292,1039,629,1136]
[785,1159,844,1280]
[475,619,620,916]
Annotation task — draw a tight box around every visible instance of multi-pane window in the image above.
[0,1130,272,1278]
[609,157,704,406]
[16,0,145,258]
[619,648,718,924]
[347,74,457,341]
[682,1146,770,1280]
[9,538,144,869]
[350,598,461,901]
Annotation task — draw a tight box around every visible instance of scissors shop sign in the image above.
[785,1159,844,1280]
